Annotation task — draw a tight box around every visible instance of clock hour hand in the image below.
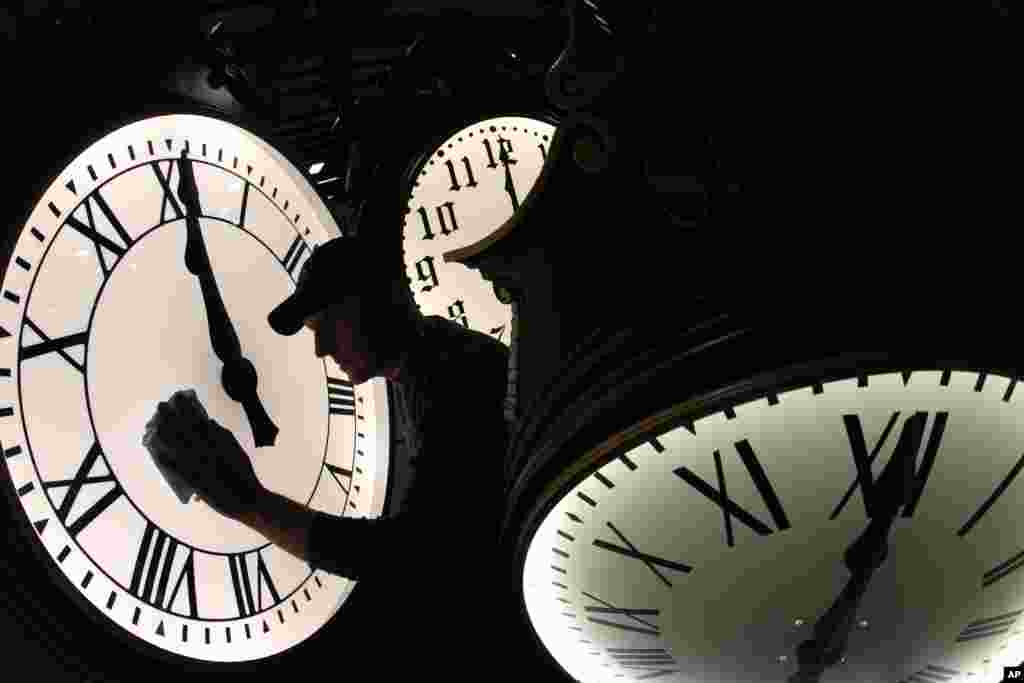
[177,151,280,448]
[498,142,520,212]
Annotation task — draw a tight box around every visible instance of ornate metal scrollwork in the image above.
[545,0,626,112]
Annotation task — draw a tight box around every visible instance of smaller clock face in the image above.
[402,115,556,344]
[522,365,1024,682]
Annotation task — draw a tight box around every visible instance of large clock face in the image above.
[0,114,390,663]
[522,364,1024,682]
[402,115,556,343]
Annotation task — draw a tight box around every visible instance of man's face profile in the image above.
[304,298,379,385]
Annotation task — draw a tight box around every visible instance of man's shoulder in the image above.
[420,315,510,365]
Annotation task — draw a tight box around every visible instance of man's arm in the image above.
[235,487,315,562]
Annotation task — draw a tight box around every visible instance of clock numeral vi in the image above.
[129,522,198,618]
[227,550,281,618]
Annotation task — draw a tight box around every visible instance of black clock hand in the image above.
[498,140,520,212]
[177,151,280,448]
[789,413,924,681]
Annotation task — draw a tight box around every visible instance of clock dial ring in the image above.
[511,342,1024,682]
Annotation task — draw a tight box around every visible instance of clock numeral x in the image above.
[20,317,88,373]
[41,440,122,538]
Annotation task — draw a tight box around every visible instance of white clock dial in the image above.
[0,114,390,663]
[402,115,556,343]
[523,367,1024,682]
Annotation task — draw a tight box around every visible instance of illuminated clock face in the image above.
[522,365,1024,682]
[0,114,390,663]
[402,115,557,343]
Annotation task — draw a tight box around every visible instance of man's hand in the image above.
[149,398,267,521]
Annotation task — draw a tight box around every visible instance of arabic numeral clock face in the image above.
[402,115,556,343]
[0,114,390,663]
[522,363,1024,682]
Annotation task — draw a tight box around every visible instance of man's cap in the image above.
[268,236,382,336]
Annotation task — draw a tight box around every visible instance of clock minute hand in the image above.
[789,414,924,681]
[177,151,280,448]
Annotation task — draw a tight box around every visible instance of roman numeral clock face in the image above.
[0,115,390,663]
[522,368,1024,682]
[402,115,556,340]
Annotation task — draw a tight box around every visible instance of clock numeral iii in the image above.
[42,440,123,538]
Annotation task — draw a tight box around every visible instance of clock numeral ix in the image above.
[673,438,790,547]
[130,522,198,618]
